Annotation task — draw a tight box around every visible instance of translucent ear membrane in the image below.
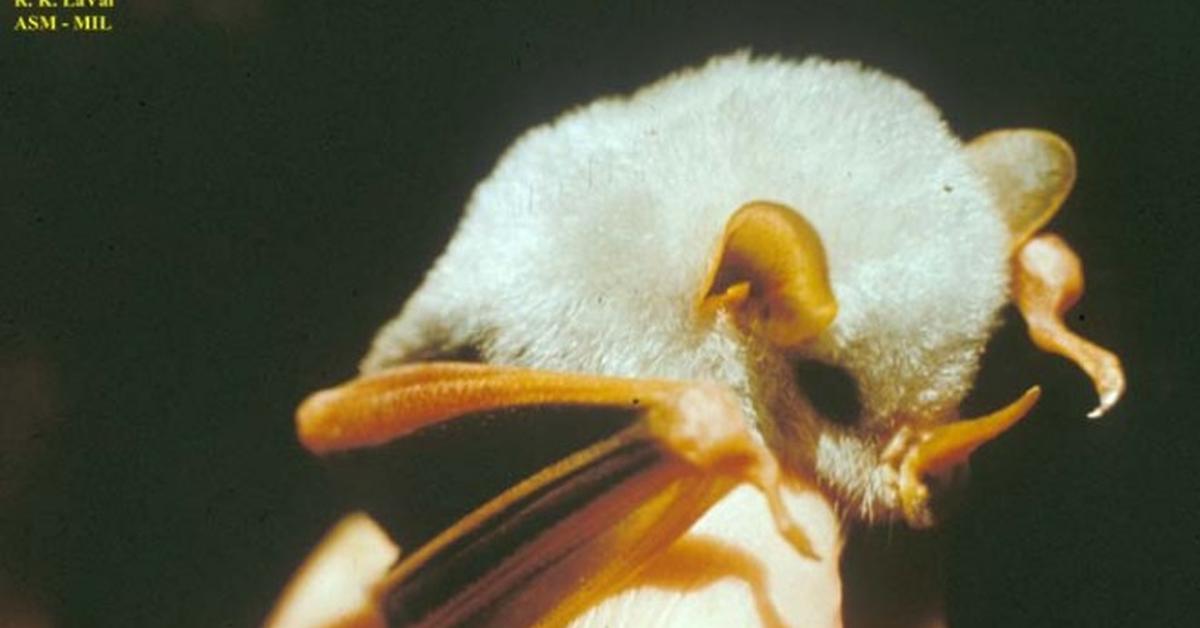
[966,129,1076,250]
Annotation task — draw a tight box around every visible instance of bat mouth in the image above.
[881,387,1041,528]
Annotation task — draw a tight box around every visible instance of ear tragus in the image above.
[966,129,1076,250]
[699,201,837,348]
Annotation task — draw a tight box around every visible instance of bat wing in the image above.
[270,363,825,627]
[378,419,729,626]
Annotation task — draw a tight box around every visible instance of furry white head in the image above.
[364,53,1011,522]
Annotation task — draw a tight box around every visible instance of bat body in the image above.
[270,54,1123,627]
[366,54,1009,521]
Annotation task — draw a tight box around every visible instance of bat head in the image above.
[699,186,1030,527]
[364,54,1106,527]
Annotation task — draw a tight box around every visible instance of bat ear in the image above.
[966,129,1077,251]
[972,131,1126,417]
[698,201,837,348]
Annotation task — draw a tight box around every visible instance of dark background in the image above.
[3,1,1197,626]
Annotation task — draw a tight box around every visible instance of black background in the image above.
[3,1,1197,626]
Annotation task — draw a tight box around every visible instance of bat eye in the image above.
[793,360,862,426]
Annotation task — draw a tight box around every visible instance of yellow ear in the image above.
[699,201,837,348]
[966,129,1076,251]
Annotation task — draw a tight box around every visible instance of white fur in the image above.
[364,53,1010,519]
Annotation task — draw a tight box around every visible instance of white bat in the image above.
[268,53,1124,627]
